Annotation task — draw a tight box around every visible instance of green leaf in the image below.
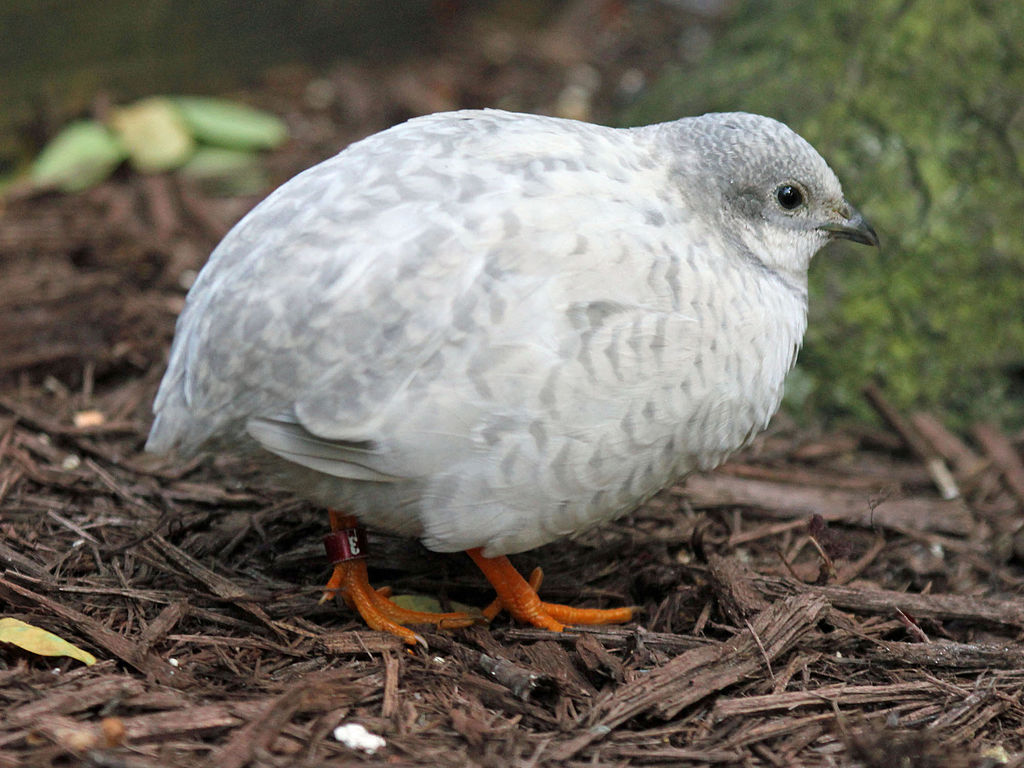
[178,147,268,196]
[173,97,288,151]
[30,120,127,192]
[0,617,97,666]
[389,594,484,619]
[110,97,195,173]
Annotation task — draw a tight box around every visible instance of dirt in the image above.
[2,3,1024,766]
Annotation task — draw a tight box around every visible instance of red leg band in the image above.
[324,525,369,564]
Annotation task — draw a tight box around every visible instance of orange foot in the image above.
[467,548,634,632]
[321,511,476,646]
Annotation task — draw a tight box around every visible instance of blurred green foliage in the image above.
[29,121,127,192]
[27,96,287,195]
[623,0,1024,428]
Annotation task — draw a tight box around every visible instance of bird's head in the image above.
[666,112,878,281]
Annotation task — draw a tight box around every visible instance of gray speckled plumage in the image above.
[148,109,876,556]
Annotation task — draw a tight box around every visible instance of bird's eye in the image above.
[775,184,804,210]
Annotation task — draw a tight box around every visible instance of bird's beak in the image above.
[819,200,879,247]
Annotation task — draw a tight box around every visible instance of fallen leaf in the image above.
[30,121,127,192]
[173,96,288,150]
[110,97,195,173]
[178,146,267,196]
[0,617,97,666]
[389,594,483,618]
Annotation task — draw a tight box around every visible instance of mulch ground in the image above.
[3,4,1024,766]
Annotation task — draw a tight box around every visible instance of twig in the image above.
[972,422,1024,506]
[911,412,988,482]
[479,653,552,701]
[683,473,974,536]
[894,607,930,643]
[744,618,774,682]
[756,577,1024,629]
[713,681,931,719]
[863,383,960,499]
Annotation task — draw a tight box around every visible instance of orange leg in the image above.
[467,548,634,631]
[321,511,477,645]
[481,566,544,621]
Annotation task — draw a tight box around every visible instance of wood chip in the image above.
[972,422,1024,505]
[682,473,976,536]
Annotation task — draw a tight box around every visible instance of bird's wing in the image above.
[150,115,497,457]
[147,110,673,472]
[244,416,402,482]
